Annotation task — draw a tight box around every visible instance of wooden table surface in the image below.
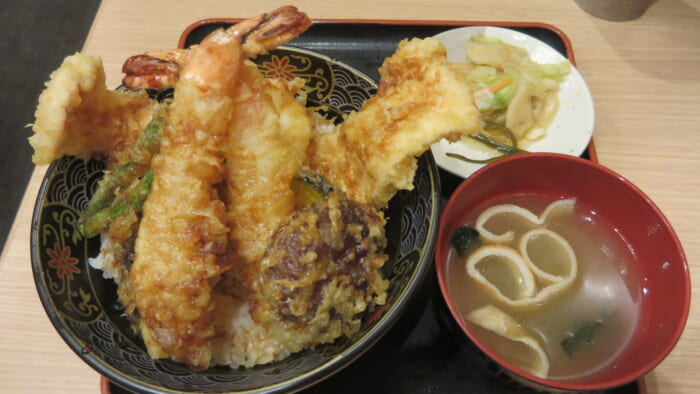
[1,0,698,393]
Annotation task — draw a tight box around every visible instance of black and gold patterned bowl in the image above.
[31,47,441,393]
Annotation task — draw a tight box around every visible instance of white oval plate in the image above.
[430,26,595,178]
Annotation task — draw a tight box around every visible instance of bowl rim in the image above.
[434,152,691,391]
[29,45,443,393]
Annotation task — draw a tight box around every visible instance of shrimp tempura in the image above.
[128,6,312,370]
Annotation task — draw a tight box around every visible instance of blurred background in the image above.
[0,0,101,250]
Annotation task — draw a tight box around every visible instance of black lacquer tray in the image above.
[106,20,643,394]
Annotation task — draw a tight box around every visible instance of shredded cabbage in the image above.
[464,34,571,142]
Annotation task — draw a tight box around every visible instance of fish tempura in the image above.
[308,37,481,206]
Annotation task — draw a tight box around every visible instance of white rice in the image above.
[210,293,290,368]
[88,234,119,280]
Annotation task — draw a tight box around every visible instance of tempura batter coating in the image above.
[251,193,388,352]
[309,38,481,206]
[129,41,238,370]
[29,53,155,165]
[223,64,314,268]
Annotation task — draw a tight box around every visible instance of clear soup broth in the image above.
[446,193,642,382]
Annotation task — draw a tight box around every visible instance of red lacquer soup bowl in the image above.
[435,153,690,392]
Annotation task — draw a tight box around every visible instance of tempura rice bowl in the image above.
[30,46,441,393]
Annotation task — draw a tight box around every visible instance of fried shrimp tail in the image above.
[121,5,312,90]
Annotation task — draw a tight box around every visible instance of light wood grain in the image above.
[2,0,699,393]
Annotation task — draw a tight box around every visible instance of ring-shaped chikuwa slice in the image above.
[466,245,536,306]
[475,198,577,244]
[466,304,549,378]
[519,228,578,285]
[474,204,541,243]
[539,198,576,223]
